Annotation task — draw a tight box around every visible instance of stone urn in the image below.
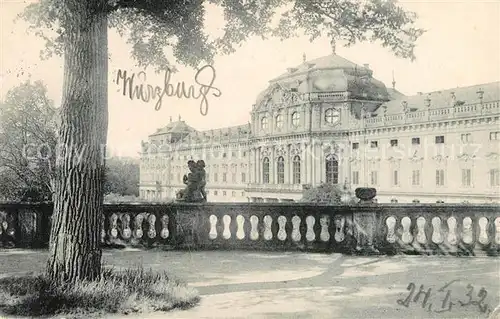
[355,188,377,203]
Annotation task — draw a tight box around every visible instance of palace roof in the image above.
[375,81,500,116]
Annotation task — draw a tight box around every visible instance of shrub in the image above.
[0,266,200,318]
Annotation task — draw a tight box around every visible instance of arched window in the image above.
[325,108,340,124]
[261,117,268,130]
[275,114,283,129]
[325,154,339,184]
[291,112,300,127]
[293,155,301,184]
[277,156,285,184]
[263,157,270,184]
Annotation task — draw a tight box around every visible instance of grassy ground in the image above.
[0,266,200,318]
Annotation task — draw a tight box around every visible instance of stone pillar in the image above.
[270,147,275,184]
[256,147,261,184]
[285,145,290,184]
[300,143,306,184]
[352,188,379,255]
[307,143,313,184]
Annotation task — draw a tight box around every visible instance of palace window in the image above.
[277,156,285,184]
[223,153,227,158]
[243,151,247,157]
[461,133,472,143]
[223,191,226,196]
[370,171,378,185]
[352,142,359,150]
[393,170,399,186]
[263,157,270,184]
[261,117,269,130]
[291,112,300,127]
[214,173,218,182]
[275,114,283,129]
[325,154,339,184]
[177,173,180,182]
[412,170,420,186]
[214,190,218,196]
[490,131,500,140]
[412,137,420,145]
[435,136,445,144]
[325,108,340,124]
[293,155,301,184]
[490,169,500,186]
[370,141,378,148]
[436,169,445,186]
[391,199,398,203]
[232,173,236,183]
[223,173,227,182]
[390,139,398,147]
[232,151,236,157]
[241,172,246,183]
[352,171,359,185]
[232,191,236,197]
[461,169,472,187]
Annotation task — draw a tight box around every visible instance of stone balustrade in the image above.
[0,202,498,256]
[364,101,499,128]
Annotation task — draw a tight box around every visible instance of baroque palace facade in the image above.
[139,49,500,204]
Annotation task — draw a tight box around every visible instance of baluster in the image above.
[462,217,473,244]
[122,214,131,239]
[431,217,443,244]
[147,214,156,238]
[250,215,259,240]
[222,215,231,239]
[319,215,330,242]
[495,217,500,245]
[291,216,301,242]
[416,217,427,244]
[447,217,458,245]
[135,214,144,238]
[478,217,489,245]
[263,215,273,240]
[110,214,118,238]
[160,215,169,239]
[305,216,315,242]
[277,216,287,241]
[100,217,105,242]
[209,215,217,239]
[236,215,245,240]
[334,215,345,242]
[401,217,413,244]
[386,217,396,243]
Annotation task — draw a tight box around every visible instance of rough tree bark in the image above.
[46,0,108,284]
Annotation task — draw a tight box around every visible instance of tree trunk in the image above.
[46,1,108,284]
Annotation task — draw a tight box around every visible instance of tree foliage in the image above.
[0,81,57,201]
[20,0,425,71]
[103,157,140,197]
[301,183,356,204]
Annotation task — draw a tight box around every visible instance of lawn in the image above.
[0,266,200,318]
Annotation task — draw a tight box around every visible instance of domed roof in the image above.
[270,54,370,82]
[254,53,390,109]
[150,119,196,136]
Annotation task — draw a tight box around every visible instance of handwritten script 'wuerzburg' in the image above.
[115,65,221,116]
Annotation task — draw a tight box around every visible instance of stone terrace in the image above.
[0,249,499,319]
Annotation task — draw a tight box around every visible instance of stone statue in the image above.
[176,160,207,202]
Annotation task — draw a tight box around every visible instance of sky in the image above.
[1,0,499,158]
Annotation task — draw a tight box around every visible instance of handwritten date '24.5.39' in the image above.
[397,280,493,317]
